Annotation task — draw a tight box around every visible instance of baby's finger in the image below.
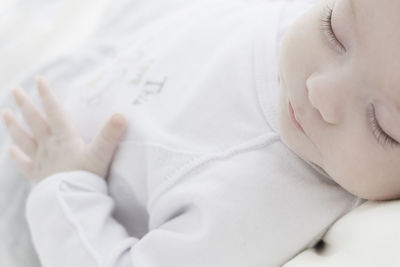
[12,87,51,141]
[36,77,76,136]
[2,109,38,158]
[90,114,127,166]
[8,145,34,180]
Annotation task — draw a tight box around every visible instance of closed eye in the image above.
[319,3,346,54]
[367,104,399,148]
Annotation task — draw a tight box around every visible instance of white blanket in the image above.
[284,200,400,267]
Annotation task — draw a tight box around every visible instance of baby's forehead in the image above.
[351,1,400,76]
[355,0,400,35]
[353,2,394,31]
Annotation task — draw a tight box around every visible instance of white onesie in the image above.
[24,0,364,266]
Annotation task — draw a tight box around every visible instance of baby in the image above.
[1,0,392,266]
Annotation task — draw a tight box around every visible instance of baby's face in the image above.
[278,0,400,200]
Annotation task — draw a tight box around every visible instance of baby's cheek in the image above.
[320,144,368,198]
[370,164,400,201]
[340,163,400,201]
[361,148,400,200]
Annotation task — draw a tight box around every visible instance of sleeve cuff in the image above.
[27,170,108,199]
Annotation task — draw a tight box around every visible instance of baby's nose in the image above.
[306,74,342,125]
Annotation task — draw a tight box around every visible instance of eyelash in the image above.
[319,3,346,53]
[367,104,399,147]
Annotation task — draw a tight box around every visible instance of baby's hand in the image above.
[1,77,127,182]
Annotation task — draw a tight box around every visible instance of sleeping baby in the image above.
[2,0,393,266]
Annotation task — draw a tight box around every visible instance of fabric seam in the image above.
[147,132,280,212]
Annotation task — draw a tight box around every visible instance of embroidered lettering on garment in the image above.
[133,76,168,105]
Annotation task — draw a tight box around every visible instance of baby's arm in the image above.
[0,78,212,267]
[1,77,137,266]
[1,78,277,266]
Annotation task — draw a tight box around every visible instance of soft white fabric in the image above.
[0,0,111,98]
[23,0,362,266]
[284,200,400,267]
[0,1,112,267]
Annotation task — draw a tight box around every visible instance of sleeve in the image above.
[25,171,138,267]
[25,166,256,267]
[25,143,351,267]
[25,145,283,267]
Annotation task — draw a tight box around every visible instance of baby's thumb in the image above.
[90,114,127,165]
